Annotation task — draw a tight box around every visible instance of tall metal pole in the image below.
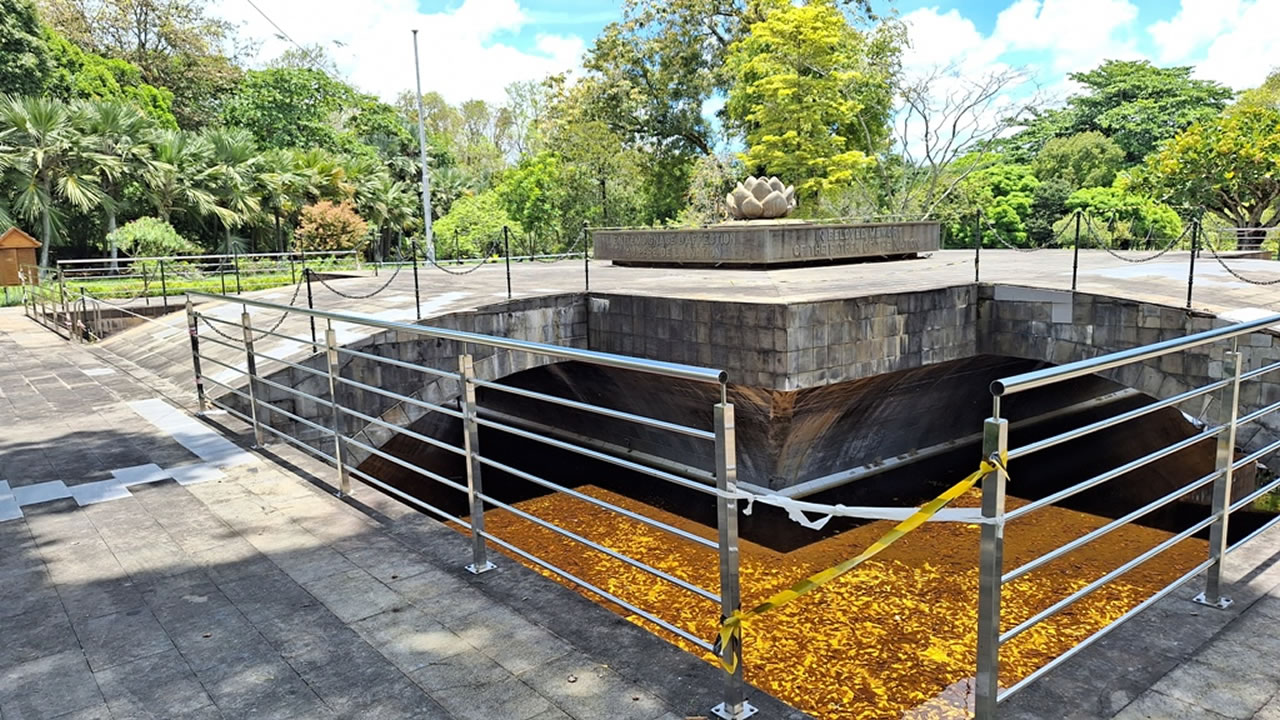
[459,353,495,575]
[1071,210,1082,292]
[411,238,421,320]
[411,30,436,263]
[1186,214,1200,310]
[974,209,982,284]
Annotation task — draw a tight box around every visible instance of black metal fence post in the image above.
[306,268,317,347]
[974,209,982,283]
[1186,214,1200,310]
[160,260,169,312]
[583,222,590,293]
[412,238,421,320]
[503,226,512,300]
[1071,210,1082,291]
[220,257,227,295]
[233,249,242,294]
[142,261,150,306]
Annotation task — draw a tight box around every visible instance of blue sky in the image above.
[218,0,1279,104]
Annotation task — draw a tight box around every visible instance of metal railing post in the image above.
[412,238,421,320]
[1195,340,1242,608]
[57,266,73,342]
[160,260,169,313]
[458,353,496,574]
[324,322,351,496]
[78,287,88,340]
[1186,215,1200,310]
[503,226,513,300]
[974,209,982,283]
[712,401,756,720]
[1071,210,1082,291]
[142,261,150,307]
[975,410,1009,719]
[305,269,317,348]
[583,222,590,293]
[185,298,208,414]
[241,311,266,448]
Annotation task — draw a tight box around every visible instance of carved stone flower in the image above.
[726,176,797,220]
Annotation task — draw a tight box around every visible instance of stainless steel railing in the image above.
[976,311,1280,716]
[182,290,756,719]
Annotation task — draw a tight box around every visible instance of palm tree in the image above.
[256,149,309,253]
[146,129,218,226]
[203,128,261,256]
[357,172,416,261]
[429,166,474,217]
[81,100,156,267]
[0,95,106,267]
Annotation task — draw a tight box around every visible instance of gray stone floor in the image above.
[0,309,803,720]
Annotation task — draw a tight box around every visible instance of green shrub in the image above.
[293,200,369,252]
[108,217,202,258]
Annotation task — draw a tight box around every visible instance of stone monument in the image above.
[593,177,940,268]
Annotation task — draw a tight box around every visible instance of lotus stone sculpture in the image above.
[726,176,797,220]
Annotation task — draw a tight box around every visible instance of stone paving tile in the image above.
[517,653,669,720]
[430,675,555,720]
[353,605,471,672]
[77,606,175,672]
[0,650,107,720]
[298,567,403,624]
[0,604,78,668]
[94,648,214,718]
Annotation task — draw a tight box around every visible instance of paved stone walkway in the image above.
[0,308,801,720]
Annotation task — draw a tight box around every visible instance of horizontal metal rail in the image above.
[340,434,470,496]
[196,353,248,377]
[1006,425,1223,520]
[998,555,1215,702]
[1232,436,1280,472]
[196,333,245,353]
[472,486,720,603]
[254,374,337,409]
[250,325,321,347]
[474,414,724,497]
[334,403,466,457]
[249,349,330,380]
[476,528,715,651]
[188,291,728,385]
[1003,469,1221,583]
[1230,473,1280,515]
[993,312,1280,396]
[58,250,357,265]
[333,374,464,419]
[335,344,459,382]
[999,514,1216,645]
[1236,399,1280,428]
[343,464,471,531]
[1008,379,1230,461]
[468,376,715,441]
[1242,359,1280,382]
[472,452,719,549]
[201,374,253,403]
[1227,507,1280,553]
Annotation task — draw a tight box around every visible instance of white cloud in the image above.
[216,0,585,104]
[1150,0,1280,89]
[991,0,1142,75]
[900,7,1005,74]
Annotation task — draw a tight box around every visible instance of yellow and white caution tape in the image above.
[714,458,1004,673]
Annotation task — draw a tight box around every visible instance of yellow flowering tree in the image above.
[725,0,901,202]
[1134,104,1280,248]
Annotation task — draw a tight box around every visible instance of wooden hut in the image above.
[0,227,40,286]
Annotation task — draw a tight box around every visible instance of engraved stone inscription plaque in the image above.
[593,221,940,267]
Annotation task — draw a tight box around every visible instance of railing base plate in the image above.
[711,701,758,719]
[1192,592,1233,609]
[465,561,497,575]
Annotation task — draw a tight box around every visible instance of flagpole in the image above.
[411,29,436,263]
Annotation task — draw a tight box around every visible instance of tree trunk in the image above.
[39,176,52,268]
[224,224,232,257]
[106,206,119,271]
[275,212,283,253]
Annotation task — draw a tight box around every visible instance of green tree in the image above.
[203,127,260,254]
[42,26,177,127]
[1013,60,1233,163]
[433,190,512,258]
[144,128,216,224]
[0,0,53,96]
[497,152,563,244]
[1134,104,1280,247]
[1032,131,1125,189]
[948,164,1039,247]
[82,99,158,263]
[221,68,355,152]
[1025,177,1073,244]
[724,0,900,200]
[40,0,242,127]
[1065,186,1183,244]
[0,95,104,265]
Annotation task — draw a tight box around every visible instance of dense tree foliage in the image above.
[1,0,1275,260]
